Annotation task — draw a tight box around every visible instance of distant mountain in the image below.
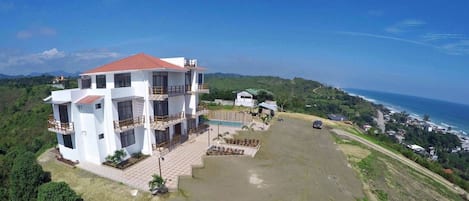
[206,72,246,78]
[28,71,81,77]
[0,74,23,79]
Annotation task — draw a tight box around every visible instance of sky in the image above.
[0,0,469,105]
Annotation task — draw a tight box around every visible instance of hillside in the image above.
[0,76,59,199]
[203,73,379,126]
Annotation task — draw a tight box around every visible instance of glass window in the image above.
[114,73,131,88]
[117,101,133,120]
[120,129,135,148]
[153,100,168,116]
[198,73,203,84]
[155,128,169,144]
[98,133,104,139]
[96,75,106,88]
[63,135,73,149]
[81,76,91,89]
[95,103,102,109]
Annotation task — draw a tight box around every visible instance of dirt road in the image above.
[332,128,468,198]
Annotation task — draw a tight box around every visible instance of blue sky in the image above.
[1,1,469,104]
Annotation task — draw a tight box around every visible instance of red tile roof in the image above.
[76,95,103,104]
[82,53,186,74]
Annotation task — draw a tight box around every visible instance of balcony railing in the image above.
[149,85,185,95]
[150,112,185,130]
[48,120,74,134]
[113,116,145,132]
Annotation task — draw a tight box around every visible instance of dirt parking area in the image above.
[172,116,365,201]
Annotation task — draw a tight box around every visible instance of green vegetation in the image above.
[203,73,378,126]
[37,182,81,201]
[9,152,48,201]
[385,112,469,191]
[0,76,80,200]
[105,149,127,165]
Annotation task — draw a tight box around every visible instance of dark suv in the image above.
[312,120,323,129]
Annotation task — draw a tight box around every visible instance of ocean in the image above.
[344,88,469,135]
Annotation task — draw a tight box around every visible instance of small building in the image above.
[234,91,256,108]
[363,124,372,131]
[408,144,425,152]
[258,102,278,117]
[327,114,348,121]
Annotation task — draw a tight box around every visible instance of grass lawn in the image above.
[172,115,365,201]
[38,151,166,201]
[334,134,464,201]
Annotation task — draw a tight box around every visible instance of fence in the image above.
[208,110,252,123]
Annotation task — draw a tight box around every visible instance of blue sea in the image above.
[344,88,469,135]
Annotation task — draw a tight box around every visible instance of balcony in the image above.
[48,120,74,135]
[197,83,209,93]
[186,83,209,94]
[186,105,209,119]
[149,85,186,100]
[150,112,185,131]
[184,59,197,67]
[113,116,145,132]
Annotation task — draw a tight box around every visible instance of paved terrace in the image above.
[77,123,265,191]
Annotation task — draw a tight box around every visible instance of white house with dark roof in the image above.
[235,91,256,108]
[45,53,209,164]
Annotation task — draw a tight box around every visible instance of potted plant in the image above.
[149,174,168,195]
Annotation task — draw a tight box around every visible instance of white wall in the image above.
[56,133,79,162]
[169,96,185,116]
[162,57,185,67]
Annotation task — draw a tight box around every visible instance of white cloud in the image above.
[337,31,469,56]
[0,48,120,74]
[72,49,120,61]
[385,19,426,34]
[16,30,33,39]
[441,40,469,55]
[336,31,437,48]
[421,33,466,41]
[16,26,57,39]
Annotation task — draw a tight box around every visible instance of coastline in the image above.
[344,89,468,137]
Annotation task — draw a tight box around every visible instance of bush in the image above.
[131,152,143,159]
[105,149,127,165]
[37,182,81,201]
[8,151,46,201]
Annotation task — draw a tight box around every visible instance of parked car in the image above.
[312,120,323,129]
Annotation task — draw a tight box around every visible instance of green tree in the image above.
[8,151,46,201]
[37,182,81,201]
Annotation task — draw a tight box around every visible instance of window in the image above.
[96,75,106,88]
[63,135,73,148]
[185,71,192,85]
[155,129,169,144]
[98,133,104,139]
[120,129,135,148]
[81,76,91,89]
[95,103,102,109]
[117,101,133,120]
[153,100,168,116]
[59,104,69,123]
[198,73,203,84]
[114,73,131,88]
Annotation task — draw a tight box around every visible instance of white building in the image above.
[234,91,256,108]
[45,53,209,164]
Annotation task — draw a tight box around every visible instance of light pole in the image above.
[157,147,165,177]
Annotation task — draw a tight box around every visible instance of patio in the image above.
[76,124,261,191]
